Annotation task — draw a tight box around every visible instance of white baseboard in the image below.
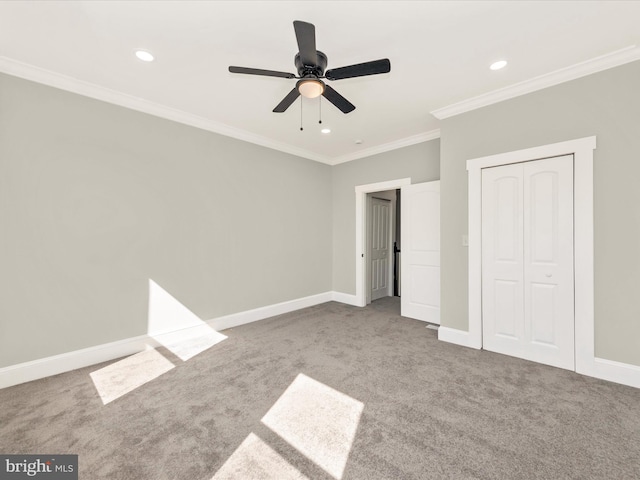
[8,293,636,391]
[438,326,481,350]
[439,326,640,389]
[208,292,332,331]
[0,291,335,390]
[330,291,360,306]
[0,335,150,390]
[578,356,640,389]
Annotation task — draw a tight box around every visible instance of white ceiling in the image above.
[1,1,639,164]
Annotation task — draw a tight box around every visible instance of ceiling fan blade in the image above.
[325,59,391,81]
[273,88,301,113]
[229,66,296,79]
[293,20,317,66]
[322,85,355,114]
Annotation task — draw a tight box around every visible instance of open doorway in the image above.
[366,189,401,306]
[355,178,440,322]
[355,178,411,307]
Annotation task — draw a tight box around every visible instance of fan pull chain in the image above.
[319,96,322,124]
[300,98,303,131]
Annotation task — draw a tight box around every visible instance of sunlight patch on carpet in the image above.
[261,373,364,479]
[89,346,174,405]
[148,279,227,361]
[211,433,308,480]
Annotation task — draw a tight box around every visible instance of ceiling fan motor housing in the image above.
[295,51,327,77]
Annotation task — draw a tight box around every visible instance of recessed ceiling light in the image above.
[355,139,363,145]
[321,128,331,134]
[135,50,154,62]
[490,60,507,71]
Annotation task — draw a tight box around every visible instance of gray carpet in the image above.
[1,298,639,479]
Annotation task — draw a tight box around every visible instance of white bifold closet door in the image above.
[481,155,575,370]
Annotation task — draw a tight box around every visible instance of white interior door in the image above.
[482,155,574,370]
[401,181,440,324]
[370,197,391,301]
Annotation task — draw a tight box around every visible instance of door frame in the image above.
[466,136,595,375]
[355,178,411,307]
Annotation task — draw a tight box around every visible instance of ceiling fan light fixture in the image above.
[297,79,324,98]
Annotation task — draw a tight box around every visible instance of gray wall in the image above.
[440,60,640,366]
[0,73,332,368]
[332,141,440,294]
[6,59,637,370]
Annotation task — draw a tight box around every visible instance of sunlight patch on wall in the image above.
[211,433,308,480]
[148,279,227,361]
[261,373,364,479]
[89,346,174,405]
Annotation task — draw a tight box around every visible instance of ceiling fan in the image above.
[228,20,391,114]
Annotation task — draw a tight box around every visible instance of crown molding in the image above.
[0,56,333,164]
[0,56,438,166]
[431,45,640,120]
[329,129,441,166]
